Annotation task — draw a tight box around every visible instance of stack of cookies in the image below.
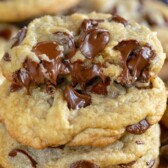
[0,12,167,168]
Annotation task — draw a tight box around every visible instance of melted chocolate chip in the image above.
[32,41,63,59]
[146,160,155,168]
[81,19,101,32]
[79,19,110,59]
[70,61,105,87]
[70,160,99,168]
[89,77,110,95]
[64,85,91,110]
[12,70,31,93]
[119,161,136,168]
[0,27,12,40]
[2,52,11,61]
[42,58,69,85]
[112,15,128,26]
[114,40,155,85]
[23,58,45,85]
[11,27,27,48]
[9,149,37,168]
[54,32,76,58]
[126,119,150,134]
[79,28,110,59]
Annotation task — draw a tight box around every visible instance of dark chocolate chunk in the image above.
[119,161,136,168]
[70,61,105,87]
[0,27,12,40]
[9,149,37,168]
[88,77,110,95]
[112,15,129,26]
[79,19,110,59]
[126,119,150,134]
[114,40,155,85]
[64,85,91,110]
[12,70,31,93]
[41,58,69,85]
[23,58,45,85]
[11,27,27,48]
[70,160,99,168]
[146,160,155,168]
[54,32,76,58]
[81,19,101,32]
[32,41,63,60]
[2,52,11,61]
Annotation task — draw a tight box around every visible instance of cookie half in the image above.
[0,123,160,168]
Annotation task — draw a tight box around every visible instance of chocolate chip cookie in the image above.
[0,123,160,168]
[0,0,79,22]
[0,13,166,149]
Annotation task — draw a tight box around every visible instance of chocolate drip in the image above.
[11,27,27,48]
[70,160,99,168]
[79,19,110,59]
[114,40,155,85]
[112,15,128,26]
[126,119,150,135]
[64,85,91,110]
[9,149,37,168]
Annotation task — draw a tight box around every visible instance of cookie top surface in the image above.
[0,0,79,22]
[1,13,165,86]
[0,13,166,149]
[0,123,160,168]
